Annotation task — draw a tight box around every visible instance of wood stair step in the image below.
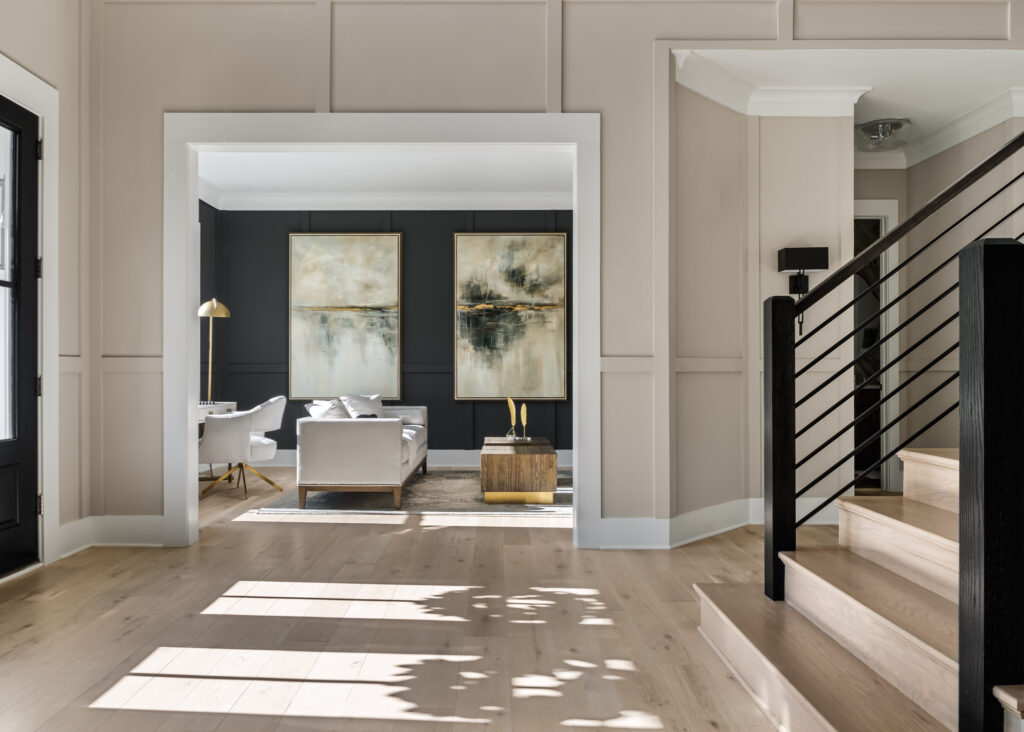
[780,548,958,729]
[695,582,947,731]
[839,496,959,603]
[899,448,959,513]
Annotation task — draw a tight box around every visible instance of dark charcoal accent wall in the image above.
[199,202,573,450]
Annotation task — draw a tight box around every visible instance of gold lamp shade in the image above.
[199,298,230,403]
[198,298,231,318]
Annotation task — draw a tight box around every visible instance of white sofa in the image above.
[295,405,428,509]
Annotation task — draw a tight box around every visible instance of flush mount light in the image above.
[855,118,912,152]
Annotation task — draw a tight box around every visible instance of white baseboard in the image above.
[254,448,574,469]
[56,515,165,559]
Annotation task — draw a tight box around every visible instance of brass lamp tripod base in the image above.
[201,463,284,498]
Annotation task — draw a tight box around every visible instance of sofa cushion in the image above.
[402,424,427,451]
[340,394,382,418]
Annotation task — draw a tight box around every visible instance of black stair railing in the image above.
[763,130,1024,731]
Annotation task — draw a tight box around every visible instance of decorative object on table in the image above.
[289,233,402,400]
[454,233,567,400]
[520,403,528,440]
[480,436,557,503]
[506,396,517,438]
[198,298,230,403]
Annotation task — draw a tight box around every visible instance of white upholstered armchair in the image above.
[200,396,287,497]
[296,405,428,509]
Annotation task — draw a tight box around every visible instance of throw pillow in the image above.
[305,399,351,419]
[340,393,382,419]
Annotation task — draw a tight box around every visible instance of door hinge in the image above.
[36,494,42,516]
[34,257,41,278]
[36,139,42,161]
[35,375,41,397]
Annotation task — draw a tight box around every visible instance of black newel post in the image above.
[764,296,796,601]
[959,238,1024,731]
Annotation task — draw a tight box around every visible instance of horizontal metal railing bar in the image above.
[794,372,959,491]
[795,309,959,409]
[795,129,1024,315]
[795,341,958,439]
[796,188,1024,348]
[795,400,960,527]
[796,282,958,378]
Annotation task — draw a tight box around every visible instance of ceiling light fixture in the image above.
[855,117,912,152]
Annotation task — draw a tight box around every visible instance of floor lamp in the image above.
[198,298,230,403]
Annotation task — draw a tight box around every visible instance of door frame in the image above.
[854,199,901,493]
[0,52,59,569]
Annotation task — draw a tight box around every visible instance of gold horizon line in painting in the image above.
[288,233,403,401]
[453,232,568,402]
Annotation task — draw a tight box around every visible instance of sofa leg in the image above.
[393,486,402,509]
[298,487,307,509]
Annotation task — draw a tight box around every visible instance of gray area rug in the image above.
[258,469,573,515]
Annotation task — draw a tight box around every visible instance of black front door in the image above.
[0,93,39,577]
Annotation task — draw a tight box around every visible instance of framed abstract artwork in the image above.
[289,233,402,400]
[454,232,567,400]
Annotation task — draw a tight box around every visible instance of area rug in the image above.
[257,469,573,515]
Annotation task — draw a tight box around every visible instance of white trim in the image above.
[855,199,902,494]
[0,52,60,566]
[855,150,908,170]
[673,52,868,117]
[55,515,165,559]
[904,88,1024,167]
[164,113,602,548]
[203,190,574,212]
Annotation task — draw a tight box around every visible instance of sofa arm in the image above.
[380,405,428,428]
[296,418,404,486]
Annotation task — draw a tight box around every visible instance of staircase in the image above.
[696,128,1024,730]
[697,448,958,730]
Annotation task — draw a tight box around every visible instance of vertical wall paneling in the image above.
[546,0,563,112]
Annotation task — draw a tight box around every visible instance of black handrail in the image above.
[795,129,1024,315]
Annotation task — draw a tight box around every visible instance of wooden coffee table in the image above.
[480,436,557,504]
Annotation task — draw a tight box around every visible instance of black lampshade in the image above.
[778,247,829,273]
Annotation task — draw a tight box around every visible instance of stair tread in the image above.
[695,582,947,731]
[838,496,959,546]
[898,448,959,470]
[780,547,958,662]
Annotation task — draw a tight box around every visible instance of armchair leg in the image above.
[422,457,427,474]
[201,463,242,495]
[393,486,402,509]
[243,464,284,492]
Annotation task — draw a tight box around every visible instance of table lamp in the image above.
[198,298,230,403]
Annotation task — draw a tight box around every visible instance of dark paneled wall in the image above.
[199,202,573,450]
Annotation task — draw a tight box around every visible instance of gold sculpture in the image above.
[506,397,517,438]
[521,403,528,440]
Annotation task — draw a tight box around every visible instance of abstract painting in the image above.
[454,233,567,400]
[289,233,401,400]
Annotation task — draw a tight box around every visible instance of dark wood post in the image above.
[959,238,1024,731]
[764,296,796,601]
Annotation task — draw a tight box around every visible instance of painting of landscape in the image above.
[454,233,567,400]
[290,233,401,399]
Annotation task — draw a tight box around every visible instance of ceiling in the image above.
[676,49,1024,165]
[198,143,575,211]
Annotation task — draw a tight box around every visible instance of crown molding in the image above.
[673,51,868,117]
[903,88,1024,167]
[200,188,573,212]
[854,149,908,170]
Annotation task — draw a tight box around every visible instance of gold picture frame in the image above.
[453,232,568,401]
[289,232,402,400]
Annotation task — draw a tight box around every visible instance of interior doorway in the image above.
[853,200,900,494]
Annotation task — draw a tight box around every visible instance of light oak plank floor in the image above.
[0,468,838,731]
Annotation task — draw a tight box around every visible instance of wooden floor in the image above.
[0,469,838,731]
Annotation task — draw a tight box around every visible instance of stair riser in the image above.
[840,509,959,603]
[784,561,958,731]
[698,593,834,732]
[903,460,959,514]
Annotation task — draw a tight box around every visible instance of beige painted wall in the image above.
[4,0,1024,531]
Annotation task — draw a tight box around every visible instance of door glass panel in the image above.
[0,127,14,440]
[0,126,11,281]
